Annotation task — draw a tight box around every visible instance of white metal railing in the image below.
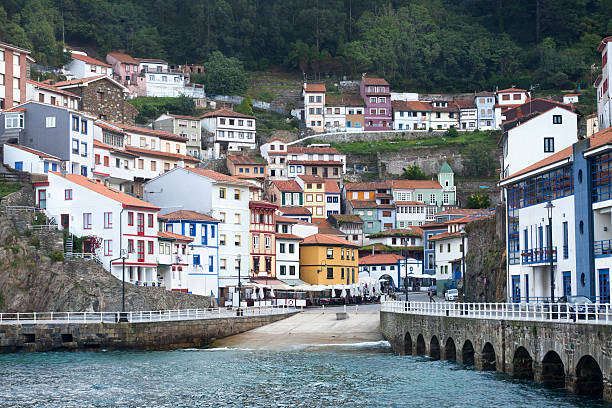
[28,224,59,231]
[381,301,612,325]
[0,305,298,325]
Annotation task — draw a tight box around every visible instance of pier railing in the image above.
[0,305,298,325]
[381,301,612,325]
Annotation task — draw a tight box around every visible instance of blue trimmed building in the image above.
[159,210,220,298]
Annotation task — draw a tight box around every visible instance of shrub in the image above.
[48,250,64,262]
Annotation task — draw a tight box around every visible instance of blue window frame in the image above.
[189,223,196,237]
[511,275,521,303]
[72,115,79,131]
[72,139,79,154]
[562,221,569,259]
[355,122,361,127]
[209,255,214,272]
[81,118,87,134]
[14,161,23,171]
[347,120,351,128]
[592,152,612,202]
[260,167,264,173]
[81,141,87,157]
[239,167,244,173]
[51,163,57,171]
[599,268,610,303]
[80,165,87,177]
[211,225,215,238]
[506,165,573,210]
[563,271,571,296]
[44,162,49,173]
[165,224,172,232]
[193,255,200,266]
[201,224,208,245]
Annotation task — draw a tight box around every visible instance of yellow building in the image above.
[297,174,326,219]
[299,233,360,285]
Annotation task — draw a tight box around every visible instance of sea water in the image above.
[0,342,608,407]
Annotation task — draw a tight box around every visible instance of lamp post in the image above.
[545,201,555,303]
[236,254,242,308]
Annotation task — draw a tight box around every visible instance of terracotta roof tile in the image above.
[297,174,325,182]
[271,180,302,192]
[363,77,389,86]
[159,210,219,222]
[429,231,464,241]
[324,181,340,194]
[303,83,326,93]
[184,167,253,186]
[4,143,61,160]
[70,54,111,67]
[395,201,427,206]
[200,108,255,119]
[278,206,312,215]
[287,146,340,155]
[287,160,343,166]
[349,200,378,209]
[359,253,403,265]
[111,122,187,142]
[125,146,200,163]
[498,88,527,93]
[26,80,80,99]
[344,181,391,191]
[107,52,139,64]
[276,233,302,240]
[54,75,108,87]
[157,231,193,241]
[391,100,432,111]
[391,179,442,189]
[275,215,299,223]
[300,233,359,247]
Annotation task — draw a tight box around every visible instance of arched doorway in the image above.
[575,355,603,397]
[541,351,565,388]
[379,274,395,292]
[444,337,457,361]
[416,334,426,355]
[512,346,534,379]
[462,340,475,366]
[430,336,440,360]
[404,332,413,355]
[481,342,496,371]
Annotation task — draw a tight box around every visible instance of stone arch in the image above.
[416,334,426,355]
[429,335,440,360]
[462,340,475,366]
[481,342,496,371]
[512,346,534,379]
[574,355,603,398]
[404,332,412,355]
[540,351,565,388]
[444,337,456,361]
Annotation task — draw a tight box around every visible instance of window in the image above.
[430,194,436,205]
[280,243,286,253]
[327,248,334,259]
[72,139,79,154]
[5,112,23,129]
[81,119,87,134]
[151,161,156,171]
[128,212,134,225]
[193,255,201,266]
[234,189,241,200]
[289,243,295,253]
[148,241,154,254]
[83,213,92,229]
[104,212,112,229]
[81,141,87,157]
[563,221,569,259]
[219,212,226,223]
[327,267,334,279]
[104,156,109,167]
[513,94,521,100]
[138,159,144,169]
[552,115,562,124]
[544,138,554,153]
[45,116,56,128]
[128,240,134,253]
[148,214,154,228]
[253,235,259,249]
[64,189,72,200]
[104,240,113,256]
[219,188,226,198]
[220,259,226,270]
[265,235,271,249]
[72,116,79,131]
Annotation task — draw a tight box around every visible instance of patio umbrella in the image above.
[259,287,265,299]
[341,288,347,298]
[270,288,275,298]
[330,286,335,297]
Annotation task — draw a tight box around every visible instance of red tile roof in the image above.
[391,100,432,111]
[26,80,80,98]
[303,83,326,93]
[325,93,365,107]
[51,172,159,210]
[430,231,464,241]
[435,208,482,216]
[395,201,427,206]
[359,253,403,265]
[125,146,200,163]
[184,167,253,185]
[227,155,266,165]
[54,75,108,87]
[4,143,61,160]
[585,126,612,152]
[276,233,302,240]
[159,210,219,222]
[249,200,278,209]
[268,137,287,143]
[325,181,340,194]
[363,77,389,86]
[287,146,341,155]
[71,54,111,67]
[275,215,299,224]
[95,120,125,133]
[344,181,391,191]
[112,122,187,142]
[287,160,343,166]
[498,88,527,93]
[390,179,442,189]
[271,180,302,192]
[200,108,255,119]
[157,231,193,242]
[93,139,113,150]
[349,200,378,208]
[300,233,360,247]
[297,174,325,182]
[454,98,476,109]
[278,206,312,215]
[107,52,139,65]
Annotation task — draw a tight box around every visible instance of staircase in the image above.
[64,233,73,259]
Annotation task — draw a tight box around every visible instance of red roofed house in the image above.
[285,144,346,180]
[325,93,365,132]
[302,81,326,132]
[26,79,80,110]
[63,51,112,79]
[360,75,392,131]
[596,36,612,132]
[0,41,35,108]
[226,155,267,184]
[391,100,432,130]
[299,233,359,285]
[268,179,303,207]
[106,51,146,98]
[201,108,257,158]
[358,253,423,290]
[3,143,62,175]
[249,201,278,278]
[37,172,161,286]
[260,137,288,179]
[497,88,530,111]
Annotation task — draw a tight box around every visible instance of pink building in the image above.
[106,52,146,97]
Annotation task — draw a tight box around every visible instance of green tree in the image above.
[401,165,428,180]
[462,144,497,178]
[204,51,247,96]
[445,127,459,138]
[235,96,253,116]
[467,193,491,209]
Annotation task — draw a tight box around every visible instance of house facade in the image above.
[275,217,301,283]
[0,41,33,109]
[391,100,430,130]
[201,109,256,159]
[249,201,278,278]
[303,82,326,132]
[324,94,365,132]
[156,231,194,293]
[26,80,80,110]
[63,52,112,79]
[361,76,392,131]
[106,52,146,98]
[268,179,303,207]
[299,234,359,285]
[260,137,288,179]
[154,113,203,159]
[3,143,62,174]
[596,36,612,132]
[328,214,364,247]
[296,174,326,219]
[475,92,497,130]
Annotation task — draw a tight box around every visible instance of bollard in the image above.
[322,305,325,315]
[355,304,358,314]
[344,304,347,313]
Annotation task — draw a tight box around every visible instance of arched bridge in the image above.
[381,301,612,402]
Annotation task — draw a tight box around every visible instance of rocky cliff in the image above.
[0,187,215,313]
[464,205,507,302]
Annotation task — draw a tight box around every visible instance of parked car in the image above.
[445,289,458,301]
[552,295,596,320]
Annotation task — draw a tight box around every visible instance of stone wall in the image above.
[71,77,138,125]
[380,311,612,401]
[0,312,297,352]
[312,130,449,144]
[379,147,464,176]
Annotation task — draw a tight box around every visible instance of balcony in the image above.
[594,240,612,257]
[521,247,557,265]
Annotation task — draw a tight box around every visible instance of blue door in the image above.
[563,271,571,296]
[14,161,23,171]
[512,275,521,303]
[44,162,49,173]
[598,269,610,303]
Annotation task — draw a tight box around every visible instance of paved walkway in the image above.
[215,303,383,349]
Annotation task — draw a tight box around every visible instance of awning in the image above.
[279,278,309,287]
[250,278,293,290]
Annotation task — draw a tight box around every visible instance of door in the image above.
[137,240,145,262]
[563,271,571,296]
[37,189,46,209]
[61,214,69,230]
[511,275,521,303]
[598,268,610,303]
[137,213,144,235]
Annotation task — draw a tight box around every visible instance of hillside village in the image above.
[1,34,612,308]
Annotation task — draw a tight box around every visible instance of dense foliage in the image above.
[0,0,609,92]
[401,165,428,180]
[467,193,492,209]
[128,96,196,124]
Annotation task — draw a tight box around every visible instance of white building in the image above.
[260,137,288,179]
[200,109,256,159]
[35,171,160,285]
[303,82,326,132]
[143,167,252,297]
[3,143,62,174]
[431,218,468,292]
[500,101,578,179]
[358,254,410,289]
[156,231,194,293]
[596,36,612,131]
[91,121,135,191]
[391,100,431,131]
[455,98,478,130]
[395,201,427,227]
[26,80,80,110]
[275,216,301,283]
[497,88,529,110]
[366,227,424,248]
[63,52,112,79]
[427,100,459,129]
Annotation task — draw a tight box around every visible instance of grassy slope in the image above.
[0,183,22,200]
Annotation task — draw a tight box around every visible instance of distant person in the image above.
[428,289,435,303]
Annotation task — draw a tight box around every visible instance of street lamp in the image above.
[236,254,242,307]
[545,200,555,302]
